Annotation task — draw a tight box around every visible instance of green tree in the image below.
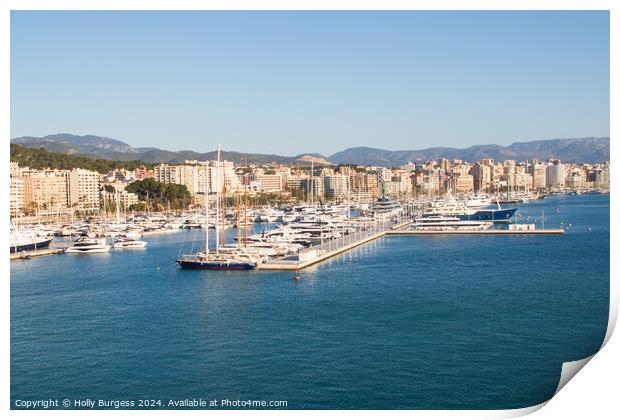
[126,179,191,210]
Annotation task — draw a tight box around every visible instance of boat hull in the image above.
[456,208,517,222]
[65,246,111,254]
[10,237,53,254]
[176,259,257,270]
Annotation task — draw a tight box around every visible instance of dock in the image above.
[10,248,65,260]
[258,224,564,271]
[386,229,565,235]
[258,220,411,271]
[258,228,388,271]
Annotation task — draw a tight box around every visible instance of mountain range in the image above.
[10,134,610,166]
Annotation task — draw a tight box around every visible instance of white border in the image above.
[2,1,616,419]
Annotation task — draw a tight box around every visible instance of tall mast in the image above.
[244,188,248,248]
[221,184,226,246]
[215,144,221,252]
[236,192,240,249]
[310,160,314,206]
[115,188,121,223]
[205,163,210,257]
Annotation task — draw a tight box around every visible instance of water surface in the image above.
[11,194,609,409]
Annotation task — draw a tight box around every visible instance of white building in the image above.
[323,175,350,200]
[10,162,23,217]
[68,169,101,212]
[545,161,565,189]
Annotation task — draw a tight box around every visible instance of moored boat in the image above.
[10,233,53,253]
[66,237,111,254]
[112,238,147,249]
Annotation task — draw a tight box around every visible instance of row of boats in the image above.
[406,193,517,231]
[10,191,524,259]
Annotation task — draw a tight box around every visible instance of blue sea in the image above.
[10,194,609,409]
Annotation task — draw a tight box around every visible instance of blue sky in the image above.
[10,11,609,156]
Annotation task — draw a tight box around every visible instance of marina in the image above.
[9,191,569,265]
[8,9,612,412]
[10,193,609,409]
[9,184,575,269]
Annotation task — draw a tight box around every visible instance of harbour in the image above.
[10,193,609,409]
[10,190,567,266]
[8,9,612,412]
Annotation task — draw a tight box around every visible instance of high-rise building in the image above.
[323,175,350,200]
[531,163,547,190]
[22,169,70,213]
[471,163,492,193]
[545,160,565,189]
[68,169,101,211]
[10,162,23,217]
[256,174,284,192]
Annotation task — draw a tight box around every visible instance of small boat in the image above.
[66,237,111,253]
[113,238,147,249]
[124,230,144,240]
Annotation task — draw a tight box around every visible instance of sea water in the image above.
[10,194,609,409]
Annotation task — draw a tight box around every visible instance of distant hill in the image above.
[10,134,609,166]
[10,134,331,166]
[327,137,610,166]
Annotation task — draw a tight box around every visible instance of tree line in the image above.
[125,179,191,211]
[10,144,152,173]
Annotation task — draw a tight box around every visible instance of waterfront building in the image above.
[156,161,241,196]
[300,177,324,202]
[566,168,587,190]
[531,163,547,191]
[256,174,284,192]
[22,169,70,214]
[323,175,350,201]
[594,166,610,189]
[471,163,492,193]
[155,164,182,185]
[350,171,380,199]
[10,162,23,217]
[286,176,304,191]
[68,168,101,212]
[546,160,565,189]
[102,185,139,210]
[452,173,474,193]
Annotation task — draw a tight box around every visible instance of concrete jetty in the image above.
[258,224,564,271]
[10,248,65,260]
[386,229,565,236]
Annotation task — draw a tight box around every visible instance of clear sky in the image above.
[10,11,609,156]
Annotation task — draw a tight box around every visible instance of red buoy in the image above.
[293,274,300,281]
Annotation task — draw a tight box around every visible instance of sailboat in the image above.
[176,144,259,270]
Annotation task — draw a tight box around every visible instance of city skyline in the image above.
[11,11,610,155]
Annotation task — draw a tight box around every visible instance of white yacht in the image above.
[409,215,493,231]
[10,229,53,253]
[66,237,111,253]
[465,194,493,209]
[112,238,147,249]
[370,195,402,217]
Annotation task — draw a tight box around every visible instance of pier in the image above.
[258,224,564,271]
[258,220,410,271]
[10,247,65,260]
[10,221,564,268]
[386,229,565,236]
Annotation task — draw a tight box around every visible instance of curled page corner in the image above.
[494,401,548,419]
[602,298,617,348]
[553,355,595,396]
